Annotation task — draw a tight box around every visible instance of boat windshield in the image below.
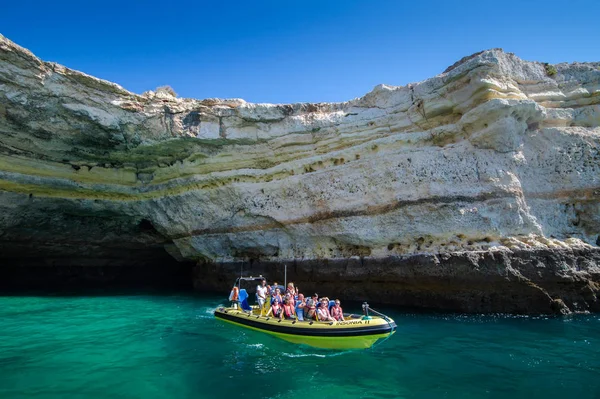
[234,276,265,289]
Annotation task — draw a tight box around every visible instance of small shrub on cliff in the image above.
[155,85,177,97]
[544,63,557,77]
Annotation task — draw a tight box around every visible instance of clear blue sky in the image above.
[1,0,598,103]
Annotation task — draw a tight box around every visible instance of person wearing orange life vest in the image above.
[317,298,335,321]
[228,286,240,308]
[330,299,344,321]
[266,299,282,318]
[271,287,283,305]
[281,297,296,320]
[286,282,297,297]
[284,292,295,307]
[304,298,317,321]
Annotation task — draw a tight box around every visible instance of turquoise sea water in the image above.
[0,293,598,399]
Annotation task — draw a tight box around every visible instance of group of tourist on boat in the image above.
[219,275,396,349]
[255,278,344,321]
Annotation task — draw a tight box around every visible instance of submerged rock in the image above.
[0,35,598,313]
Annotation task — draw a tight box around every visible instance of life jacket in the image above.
[271,304,281,317]
[331,306,343,320]
[228,286,239,301]
[283,304,294,318]
[317,307,330,321]
[305,306,316,320]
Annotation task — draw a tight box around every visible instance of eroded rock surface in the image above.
[1,35,598,312]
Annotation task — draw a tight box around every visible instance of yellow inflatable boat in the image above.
[214,276,396,350]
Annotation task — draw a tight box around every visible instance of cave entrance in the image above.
[0,243,195,292]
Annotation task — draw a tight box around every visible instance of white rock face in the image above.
[0,35,599,267]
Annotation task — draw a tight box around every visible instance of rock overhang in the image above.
[1,35,599,312]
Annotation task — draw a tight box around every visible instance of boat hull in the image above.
[214,306,396,349]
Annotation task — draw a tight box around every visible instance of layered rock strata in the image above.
[0,35,599,312]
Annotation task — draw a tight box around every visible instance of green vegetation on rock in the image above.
[544,63,557,76]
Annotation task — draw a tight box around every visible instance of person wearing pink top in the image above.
[330,299,344,321]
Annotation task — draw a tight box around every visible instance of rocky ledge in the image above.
[0,35,598,313]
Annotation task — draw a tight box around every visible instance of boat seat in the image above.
[328,300,335,312]
[272,285,286,293]
[239,289,252,311]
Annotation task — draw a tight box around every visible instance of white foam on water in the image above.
[195,306,219,319]
[281,352,328,358]
[202,306,217,315]
[281,350,350,358]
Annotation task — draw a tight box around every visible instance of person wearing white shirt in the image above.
[256,279,267,311]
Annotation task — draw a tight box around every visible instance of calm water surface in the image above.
[0,293,598,399]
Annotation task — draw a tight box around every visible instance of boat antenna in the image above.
[284,263,287,288]
[239,260,243,287]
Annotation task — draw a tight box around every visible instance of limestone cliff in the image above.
[1,35,599,312]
